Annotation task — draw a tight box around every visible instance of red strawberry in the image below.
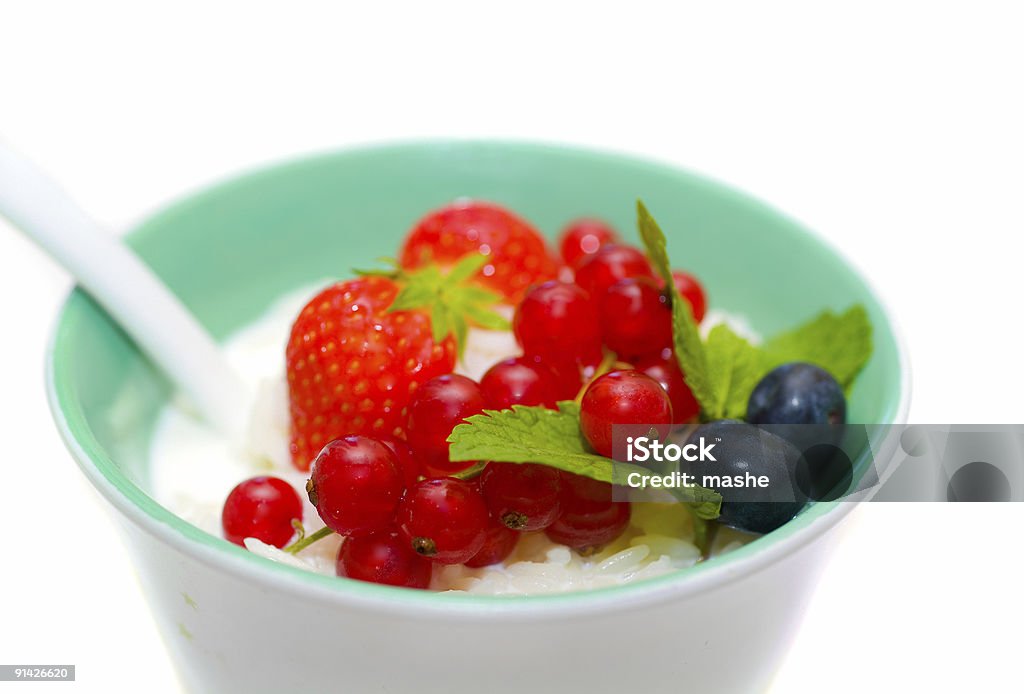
[399,200,558,303]
[286,257,508,470]
[286,276,453,469]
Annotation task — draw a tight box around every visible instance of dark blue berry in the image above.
[683,420,806,534]
[747,362,846,453]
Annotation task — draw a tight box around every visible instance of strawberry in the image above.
[399,200,558,303]
[286,257,508,470]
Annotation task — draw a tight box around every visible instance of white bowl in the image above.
[46,141,910,693]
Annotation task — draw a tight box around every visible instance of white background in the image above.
[1,1,1023,692]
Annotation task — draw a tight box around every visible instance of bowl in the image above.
[46,140,909,693]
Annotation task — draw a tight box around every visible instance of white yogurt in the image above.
[150,287,751,594]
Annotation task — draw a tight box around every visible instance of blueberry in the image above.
[747,362,846,453]
[682,420,806,534]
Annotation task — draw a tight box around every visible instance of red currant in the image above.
[464,517,519,568]
[406,374,486,474]
[545,473,631,553]
[379,437,421,488]
[222,476,302,548]
[480,357,564,410]
[579,370,673,457]
[546,360,586,402]
[599,277,672,359]
[337,530,433,589]
[397,478,489,564]
[669,270,707,323]
[559,218,619,268]
[634,350,701,424]
[513,281,602,373]
[574,245,655,299]
[479,463,561,531]
[307,436,404,537]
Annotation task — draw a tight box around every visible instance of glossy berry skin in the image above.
[746,362,847,451]
[407,374,487,473]
[399,200,558,303]
[682,420,806,534]
[579,370,673,458]
[379,438,421,488]
[634,350,701,424]
[574,244,655,299]
[545,473,631,553]
[559,218,619,268]
[513,281,603,374]
[747,362,846,427]
[307,437,405,537]
[479,463,561,531]
[480,357,562,410]
[286,276,456,469]
[669,270,707,323]
[222,476,303,548]
[464,518,519,568]
[546,361,586,402]
[397,478,489,564]
[337,531,433,589]
[599,277,672,359]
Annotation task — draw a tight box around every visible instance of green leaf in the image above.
[557,400,580,416]
[703,307,873,419]
[636,200,717,415]
[448,405,614,479]
[633,200,873,420]
[447,403,723,519]
[636,200,674,284]
[704,324,768,420]
[762,305,873,388]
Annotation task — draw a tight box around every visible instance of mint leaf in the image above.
[636,201,717,415]
[633,200,872,418]
[704,324,767,419]
[704,307,873,419]
[447,402,723,519]
[762,305,873,388]
[556,399,581,416]
[448,403,623,483]
[635,200,674,285]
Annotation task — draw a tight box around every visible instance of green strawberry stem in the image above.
[355,253,511,359]
[284,526,335,555]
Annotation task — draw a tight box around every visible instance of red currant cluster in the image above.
[526,219,705,438]
[300,434,636,589]
[222,217,708,590]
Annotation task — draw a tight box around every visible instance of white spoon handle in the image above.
[0,142,250,436]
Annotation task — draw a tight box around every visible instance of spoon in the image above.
[0,142,251,436]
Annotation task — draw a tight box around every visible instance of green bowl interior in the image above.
[49,140,904,605]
